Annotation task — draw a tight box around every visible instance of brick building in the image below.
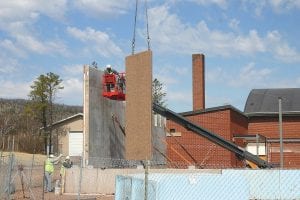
[166,54,300,168]
[245,88,300,168]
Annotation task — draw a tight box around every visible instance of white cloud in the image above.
[242,0,300,16]
[58,77,83,105]
[228,18,240,31]
[0,74,83,106]
[154,63,189,84]
[264,74,300,89]
[48,65,84,105]
[234,30,266,54]
[0,80,31,99]
[63,64,84,76]
[228,62,272,88]
[73,0,132,18]
[0,53,18,74]
[67,26,123,57]
[268,0,300,11]
[0,75,82,105]
[207,62,273,89]
[266,31,300,63]
[13,34,68,56]
[166,90,192,109]
[241,1,266,16]
[148,5,300,62]
[0,39,26,58]
[0,0,67,31]
[206,94,233,108]
[206,67,226,82]
[189,0,228,9]
[0,1,69,57]
[207,61,300,98]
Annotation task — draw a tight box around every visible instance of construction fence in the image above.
[0,153,59,200]
[1,154,300,200]
[66,157,300,200]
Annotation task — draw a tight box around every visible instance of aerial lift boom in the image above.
[152,103,272,168]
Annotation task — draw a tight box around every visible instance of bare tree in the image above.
[0,103,18,150]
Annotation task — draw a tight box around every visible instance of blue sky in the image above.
[1,0,300,112]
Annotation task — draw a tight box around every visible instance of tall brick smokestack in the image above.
[192,54,205,111]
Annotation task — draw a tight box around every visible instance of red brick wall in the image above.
[166,108,247,168]
[192,54,205,111]
[268,142,300,168]
[249,116,300,168]
[230,110,248,167]
[249,116,300,138]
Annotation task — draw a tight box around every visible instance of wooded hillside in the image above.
[0,98,82,154]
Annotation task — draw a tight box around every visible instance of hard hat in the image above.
[49,154,54,158]
[66,156,70,160]
[106,64,111,69]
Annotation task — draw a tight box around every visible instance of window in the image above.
[246,143,266,156]
[167,128,181,137]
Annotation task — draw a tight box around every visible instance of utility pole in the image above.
[278,97,283,168]
[144,160,149,200]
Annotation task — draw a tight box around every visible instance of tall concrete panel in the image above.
[83,66,126,167]
[125,51,153,160]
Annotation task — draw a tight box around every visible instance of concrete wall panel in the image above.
[83,66,126,167]
[125,51,152,160]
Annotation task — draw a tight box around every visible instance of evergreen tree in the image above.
[28,72,63,154]
[152,78,167,106]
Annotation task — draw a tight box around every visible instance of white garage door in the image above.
[69,132,83,156]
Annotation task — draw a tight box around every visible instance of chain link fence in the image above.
[0,152,62,200]
[62,157,300,200]
[1,154,300,199]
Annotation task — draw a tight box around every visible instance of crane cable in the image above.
[132,0,138,55]
[131,0,151,55]
[145,0,151,50]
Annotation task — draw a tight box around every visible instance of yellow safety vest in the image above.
[45,158,54,173]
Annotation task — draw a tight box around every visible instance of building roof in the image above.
[180,104,247,117]
[41,113,83,130]
[244,88,300,116]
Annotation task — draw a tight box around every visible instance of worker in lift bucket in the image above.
[105,64,125,92]
[44,153,62,192]
[105,64,118,75]
[104,64,118,92]
[118,74,126,93]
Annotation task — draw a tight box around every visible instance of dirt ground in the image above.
[5,173,115,200]
[12,188,114,200]
[1,152,46,165]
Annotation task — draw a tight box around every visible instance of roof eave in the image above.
[179,105,247,117]
[246,111,300,117]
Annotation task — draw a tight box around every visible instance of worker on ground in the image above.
[60,156,72,193]
[44,154,62,192]
[60,156,73,177]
